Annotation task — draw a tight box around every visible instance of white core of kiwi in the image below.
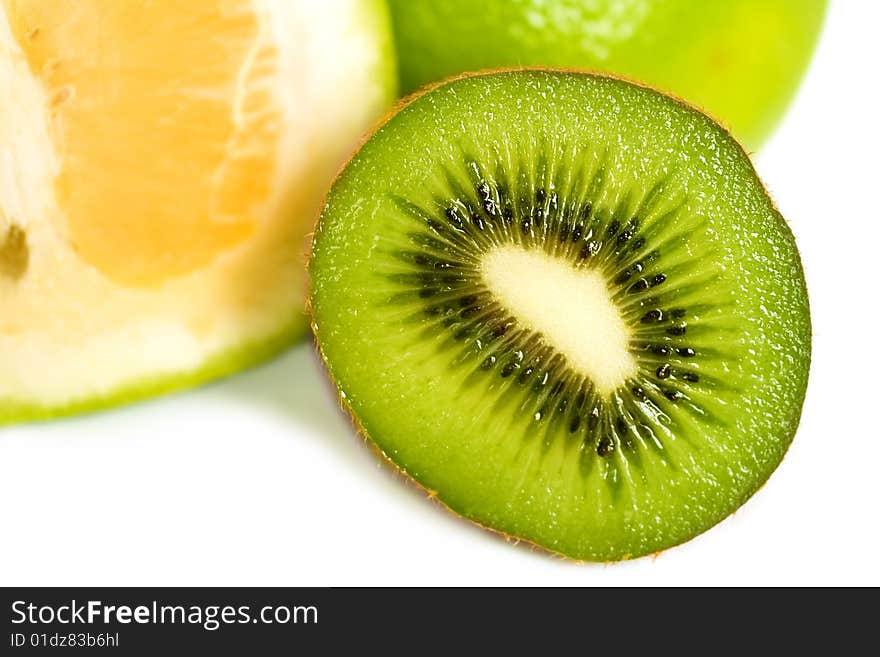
[480,245,637,395]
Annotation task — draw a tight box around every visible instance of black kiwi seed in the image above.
[641,309,665,323]
[628,278,649,293]
[444,206,465,230]
[650,344,671,357]
[579,241,600,259]
[533,207,544,227]
[517,365,535,384]
[614,262,642,285]
[667,325,687,336]
[477,182,498,217]
[483,198,498,218]
[656,363,671,379]
[491,321,512,339]
[530,368,550,391]
[676,347,696,357]
[663,389,682,402]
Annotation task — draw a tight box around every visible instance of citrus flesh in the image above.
[0,0,396,423]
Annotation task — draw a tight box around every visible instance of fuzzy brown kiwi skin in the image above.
[305,67,811,563]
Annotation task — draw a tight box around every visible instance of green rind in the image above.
[0,314,308,428]
[388,0,827,150]
[310,69,811,560]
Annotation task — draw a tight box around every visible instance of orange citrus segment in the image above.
[5,0,280,284]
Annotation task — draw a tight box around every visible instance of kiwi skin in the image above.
[308,68,810,561]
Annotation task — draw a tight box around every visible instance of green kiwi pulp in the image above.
[309,70,810,561]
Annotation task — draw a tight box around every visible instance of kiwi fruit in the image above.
[309,70,810,561]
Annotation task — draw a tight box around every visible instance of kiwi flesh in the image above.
[309,70,810,561]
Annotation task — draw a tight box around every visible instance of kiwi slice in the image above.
[309,70,810,561]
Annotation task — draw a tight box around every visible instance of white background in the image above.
[2,2,878,586]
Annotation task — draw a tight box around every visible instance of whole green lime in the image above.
[389,0,826,149]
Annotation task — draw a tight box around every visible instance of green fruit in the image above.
[388,0,826,150]
[309,70,810,560]
[0,0,396,426]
